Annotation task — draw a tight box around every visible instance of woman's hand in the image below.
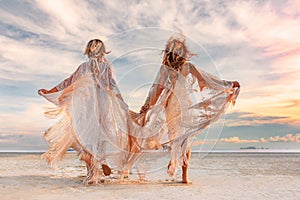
[38,89,49,95]
[38,87,58,95]
[232,81,240,88]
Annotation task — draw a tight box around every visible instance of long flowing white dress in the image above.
[40,60,130,169]
[130,62,240,175]
[40,60,239,177]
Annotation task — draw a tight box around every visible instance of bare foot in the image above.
[83,175,100,185]
[182,175,192,184]
[83,166,101,185]
[122,170,129,178]
[138,173,146,181]
[101,164,112,176]
[118,170,129,180]
[181,148,192,184]
[167,161,177,177]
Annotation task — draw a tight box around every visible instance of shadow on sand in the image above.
[0,175,191,188]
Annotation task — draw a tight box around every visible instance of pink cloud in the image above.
[220,133,300,143]
[231,1,300,56]
[259,137,268,143]
[220,136,259,143]
[191,140,204,146]
[269,133,300,143]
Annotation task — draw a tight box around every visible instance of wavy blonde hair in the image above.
[84,39,111,88]
[162,35,195,71]
[84,39,110,60]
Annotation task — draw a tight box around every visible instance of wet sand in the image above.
[0,152,299,200]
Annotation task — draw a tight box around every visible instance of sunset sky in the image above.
[0,0,299,151]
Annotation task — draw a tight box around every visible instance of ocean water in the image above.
[1,149,300,153]
[1,151,299,177]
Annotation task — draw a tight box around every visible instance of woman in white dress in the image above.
[137,35,240,183]
[38,39,130,184]
[38,36,240,185]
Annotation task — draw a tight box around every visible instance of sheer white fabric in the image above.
[40,61,239,177]
[127,63,240,176]
[40,61,129,169]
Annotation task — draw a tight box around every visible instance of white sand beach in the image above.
[0,152,299,200]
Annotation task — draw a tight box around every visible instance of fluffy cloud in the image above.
[220,136,260,143]
[0,0,300,150]
[269,133,300,143]
[221,133,300,143]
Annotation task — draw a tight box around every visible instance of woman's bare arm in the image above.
[38,64,84,95]
[189,63,207,91]
[189,63,240,91]
[140,66,166,113]
[38,87,58,95]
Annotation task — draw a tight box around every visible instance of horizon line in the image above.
[1,149,300,153]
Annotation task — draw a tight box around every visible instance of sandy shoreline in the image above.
[0,153,299,200]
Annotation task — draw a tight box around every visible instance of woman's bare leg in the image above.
[80,151,101,184]
[80,151,91,178]
[122,135,141,178]
[182,147,191,183]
